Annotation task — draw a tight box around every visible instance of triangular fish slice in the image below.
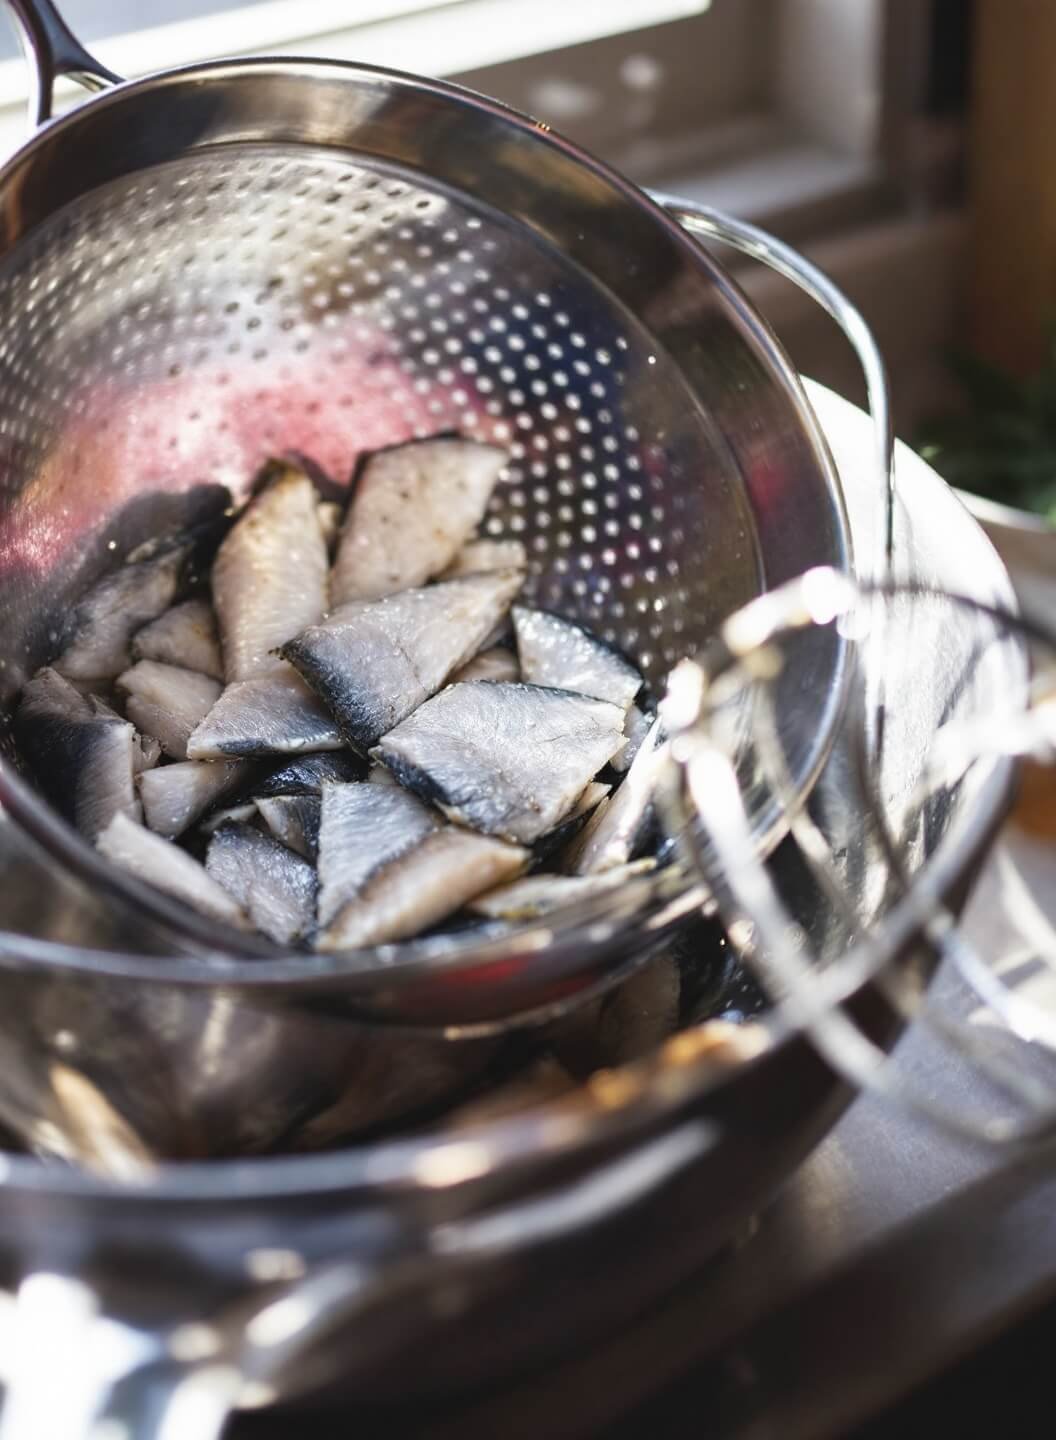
[318,828,529,951]
[187,670,343,760]
[212,466,328,681]
[256,794,322,861]
[206,822,317,946]
[471,858,656,920]
[116,660,222,760]
[15,672,140,839]
[281,569,523,750]
[132,599,223,679]
[512,606,642,711]
[441,539,527,578]
[138,758,254,837]
[316,782,438,927]
[332,438,507,603]
[374,681,625,844]
[98,812,250,928]
[53,543,187,681]
[566,718,666,874]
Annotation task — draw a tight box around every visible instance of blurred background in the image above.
[1,0,1049,526]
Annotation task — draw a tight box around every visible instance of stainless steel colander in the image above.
[0,0,849,1004]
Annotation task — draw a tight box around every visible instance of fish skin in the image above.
[318,827,529,951]
[206,822,317,946]
[281,569,523,750]
[97,812,250,927]
[138,757,254,838]
[374,681,626,844]
[199,802,260,835]
[256,794,321,861]
[316,781,438,927]
[512,606,642,712]
[53,544,188,682]
[132,599,224,680]
[332,438,507,603]
[187,670,343,760]
[471,857,656,919]
[441,539,527,579]
[116,660,222,761]
[566,718,667,874]
[15,669,140,838]
[251,750,365,799]
[212,466,328,682]
[450,646,520,685]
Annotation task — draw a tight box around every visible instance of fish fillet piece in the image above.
[319,828,528,951]
[566,718,667,874]
[450,646,520,685]
[212,466,328,681]
[256,794,322,861]
[98,812,249,927]
[611,703,652,773]
[89,695,162,774]
[200,802,259,835]
[132,599,223,679]
[512,607,642,711]
[15,669,140,838]
[206,822,317,946]
[441,539,527,578]
[374,681,625,844]
[281,569,523,750]
[471,858,656,920]
[54,544,187,681]
[116,660,222,761]
[332,438,507,603]
[253,750,364,798]
[138,758,253,837]
[316,782,438,927]
[187,670,343,759]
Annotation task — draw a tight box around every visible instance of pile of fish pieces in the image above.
[16,437,663,952]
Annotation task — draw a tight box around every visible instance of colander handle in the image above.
[7,0,122,130]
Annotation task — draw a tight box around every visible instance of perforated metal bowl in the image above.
[0,11,848,1006]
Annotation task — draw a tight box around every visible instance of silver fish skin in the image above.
[611,702,652,774]
[318,827,528,951]
[332,438,507,603]
[471,858,656,920]
[206,822,317,946]
[450,646,520,685]
[252,750,364,798]
[566,717,666,874]
[441,539,527,579]
[97,812,250,928]
[316,781,438,927]
[53,544,187,681]
[256,794,321,861]
[132,599,224,679]
[281,569,523,750]
[374,681,626,844]
[187,670,343,760]
[138,758,254,837]
[212,466,328,681]
[116,660,222,761]
[16,670,140,838]
[512,607,642,712]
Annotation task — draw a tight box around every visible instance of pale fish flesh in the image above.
[512,606,642,711]
[281,569,523,750]
[211,465,328,681]
[441,539,527,578]
[331,438,507,603]
[255,794,321,861]
[450,646,521,685]
[374,681,626,844]
[97,812,250,927]
[566,718,666,874]
[316,782,438,927]
[132,599,224,679]
[53,543,187,681]
[116,660,222,761]
[187,670,343,759]
[138,758,255,837]
[318,828,529,951]
[471,858,656,919]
